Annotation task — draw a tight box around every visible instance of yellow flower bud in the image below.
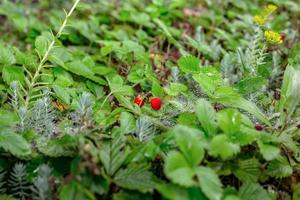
[263,4,278,14]
[253,15,266,25]
[264,30,283,44]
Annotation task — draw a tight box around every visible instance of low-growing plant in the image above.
[0,0,300,200]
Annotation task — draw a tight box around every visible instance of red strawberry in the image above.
[255,123,264,131]
[150,97,162,110]
[134,95,145,107]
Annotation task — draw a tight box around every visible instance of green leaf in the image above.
[152,81,164,98]
[122,40,145,57]
[157,184,207,200]
[0,110,19,127]
[131,12,151,26]
[258,142,280,161]
[0,195,16,200]
[60,182,96,200]
[213,86,270,126]
[65,60,93,78]
[35,35,50,57]
[293,184,300,200]
[192,67,222,96]
[63,61,106,85]
[53,67,74,87]
[127,68,144,84]
[52,85,71,104]
[11,15,28,32]
[2,66,25,85]
[93,66,115,76]
[14,47,36,69]
[224,196,241,200]
[0,44,15,65]
[237,126,258,146]
[193,67,270,126]
[235,77,267,95]
[37,135,77,157]
[120,112,136,134]
[178,55,200,73]
[185,35,213,58]
[165,83,188,96]
[99,134,129,176]
[217,109,241,135]
[173,126,205,166]
[49,47,73,67]
[164,151,196,187]
[195,99,218,136]
[238,182,271,200]
[108,75,133,96]
[266,156,293,178]
[114,163,156,192]
[113,191,152,200]
[101,45,113,56]
[196,166,223,200]
[156,183,190,200]
[210,134,240,159]
[233,158,261,182]
[177,112,199,128]
[0,129,31,157]
[278,65,300,117]
[153,18,188,55]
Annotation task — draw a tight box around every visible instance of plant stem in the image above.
[24,0,81,109]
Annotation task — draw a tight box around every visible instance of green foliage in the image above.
[195,99,218,136]
[233,158,261,182]
[113,163,156,192]
[0,129,31,157]
[210,134,240,159]
[8,163,30,200]
[0,169,7,193]
[196,167,223,200]
[238,182,272,200]
[266,156,293,178]
[278,65,300,121]
[99,134,129,176]
[165,151,196,187]
[178,55,200,73]
[60,182,96,200]
[31,164,53,200]
[0,0,299,199]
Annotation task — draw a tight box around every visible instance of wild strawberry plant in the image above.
[0,0,300,200]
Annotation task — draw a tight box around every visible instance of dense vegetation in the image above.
[1,0,300,199]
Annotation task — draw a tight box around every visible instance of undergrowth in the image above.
[0,0,300,200]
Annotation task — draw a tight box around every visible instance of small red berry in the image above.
[134,95,145,107]
[255,123,264,131]
[150,97,162,110]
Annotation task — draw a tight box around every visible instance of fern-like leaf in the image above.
[135,116,158,142]
[99,134,129,176]
[31,164,53,200]
[69,92,94,134]
[0,169,7,193]
[8,163,30,200]
[27,96,56,137]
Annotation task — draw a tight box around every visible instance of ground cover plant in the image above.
[0,0,300,199]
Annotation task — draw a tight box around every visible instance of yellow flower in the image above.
[264,30,283,44]
[263,4,278,14]
[253,15,266,25]
[253,4,278,26]
[150,53,164,61]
